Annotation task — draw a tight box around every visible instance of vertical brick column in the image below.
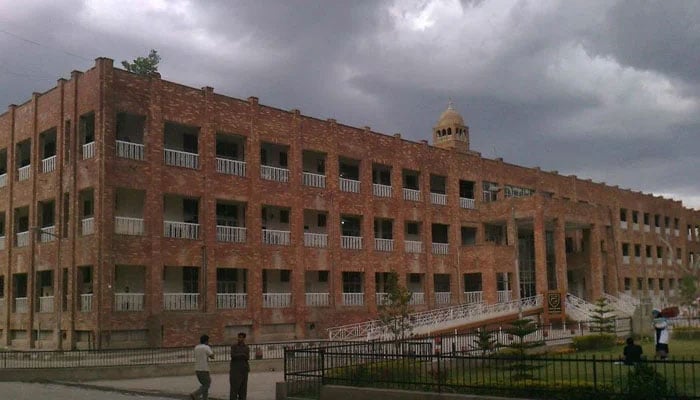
[533,205,548,296]
[589,224,603,299]
[554,217,568,295]
[507,206,520,300]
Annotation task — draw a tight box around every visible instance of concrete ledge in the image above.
[0,358,283,382]
[320,385,531,400]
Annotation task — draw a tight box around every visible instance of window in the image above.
[461,227,476,246]
[279,152,288,168]
[280,270,290,282]
[619,209,627,222]
[566,238,574,254]
[637,278,643,290]
[624,278,631,291]
[342,272,362,293]
[318,271,328,282]
[279,210,289,224]
[406,222,419,235]
[622,243,629,256]
[409,273,421,284]
[183,267,198,293]
[317,214,327,227]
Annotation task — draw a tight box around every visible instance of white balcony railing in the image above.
[657,258,663,265]
[39,296,54,313]
[644,225,650,233]
[339,178,360,193]
[216,293,247,309]
[409,292,425,305]
[306,292,330,307]
[0,173,6,187]
[261,165,290,182]
[263,293,291,308]
[633,223,639,231]
[459,197,475,209]
[81,217,95,235]
[83,142,95,159]
[0,236,5,250]
[217,226,247,243]
[216,157,246,177]
[432,242,449,255]
[622,255,630,264]
[303,172,326,188]
[435,292,451,305]
[18,165,31,181]
[341,236,363,250]
[40,226,56,242]
[15,297,28,313]
[403,188,421,202]
[343,292,364,306]
[372,184,392,197]
[116,140,145,161]
[80,294,93,312]
[115,293,144,311]
[646,258,653,265]
[41,155,57,173]
[374,238,394,252]
[304,232,328,248]
[665,228,671,235]
[431,192,447,205]
[655,226,661,233]
[164,293,199,310]
[164,148,199,169]
[16,231,30,247]
[115,217,145,236]
[674,229,680,237]
[376,292,389,306]
[620,221,628,230]
[464,291,484,304]
[164,221,199,239]
[262,229,290,245]
[497,290,513,303]
[405,240,423,253]
[635,256,641,264]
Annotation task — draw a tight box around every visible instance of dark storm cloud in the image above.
[0,0,698,208]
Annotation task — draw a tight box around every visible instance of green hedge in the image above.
[671,327,700,340]
[572,334,617,351]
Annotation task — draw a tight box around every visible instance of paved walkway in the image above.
[83,371,283,399]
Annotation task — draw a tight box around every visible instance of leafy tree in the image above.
[471,326,498,356]
[679,275,698,309]
[121,49,161,75]
[589,297,616,334]
[378,271,413,347]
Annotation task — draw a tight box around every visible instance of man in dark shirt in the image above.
[623,337,643,365]
[229,332,250,400]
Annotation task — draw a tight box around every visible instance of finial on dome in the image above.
[447,98,454,110]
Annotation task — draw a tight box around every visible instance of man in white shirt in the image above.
[190,334,214,400]
[652,309,670,360]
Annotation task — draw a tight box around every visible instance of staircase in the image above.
[564,293,598,321]
[327,295,543,341]
[603,293,636,316]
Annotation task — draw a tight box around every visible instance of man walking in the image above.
[652,309,670,360]
[230,332,250,400]
[191,334,214,400]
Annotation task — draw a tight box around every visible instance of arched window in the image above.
[447,128,452,135]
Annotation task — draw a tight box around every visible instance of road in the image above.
[0,382,177,400]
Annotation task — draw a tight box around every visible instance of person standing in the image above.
[191,334,215,400]
[652,309,670,360]
[229,332,250,400]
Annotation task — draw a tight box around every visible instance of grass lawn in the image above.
[576,337,700,360]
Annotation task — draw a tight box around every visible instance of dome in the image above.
[437,101,465,126]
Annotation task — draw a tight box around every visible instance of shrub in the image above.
[572,334,616,351]
[624,363,675,400]
[671,326,700,340]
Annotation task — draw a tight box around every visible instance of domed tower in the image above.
[432,101,470,153]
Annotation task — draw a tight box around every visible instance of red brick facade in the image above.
[0,58,698,349]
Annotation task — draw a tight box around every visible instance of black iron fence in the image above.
[285,344,700,400]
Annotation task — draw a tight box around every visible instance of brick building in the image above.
[0,58,698,349]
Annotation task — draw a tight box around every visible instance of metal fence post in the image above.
[592,355,597,393]
[320,348,325,386]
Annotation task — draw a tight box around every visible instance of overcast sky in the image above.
[1,0,698,209]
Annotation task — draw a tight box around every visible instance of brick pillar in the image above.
[507,206,520,300]
[554,217,568,295]
[534,208,548,296]
[589,224,603,299]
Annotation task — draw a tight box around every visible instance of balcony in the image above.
[646,258,653,265]
[263,293,291,308]
[635,256,641,264]
[18,165,31,181]
[304,232,328,248]
[80,294,93,312]
[497,290,513,303]
[116,140,145,161]
[261,165,289,182]
[665,228,671,235]
[403,188,420,202]
[164,221,199,239]
[342,292,364,306]
[114,293,144,311]
[622,256,630,264]
[163,293,199,310]
[39,296,54,313]
[644,225,650,233]
[632,223,639,231]
[164,148,199,169]
[674,229,680,237]
[464,291,484,304]
[0,173,6,187]
[41,156,57,173]
[262,229,290,245]
[372,184,392,198]
[435,292,451,305]
[341,236,363,250]
[376,292,389,306]
[655,226,661,234]
[216,293,247,309]
[657,258,663,265]
[374,238,394,252]
[620,221,628,230]
[459,197,475,209]
[409,292,425,305]
[39,226,57,242]
[430,193,447,206]
[15,297,28,313]
[0,236,5,250]
[215,158,246,177]
[16,231,30,247]
[81,142,95,159]
[405,240,423,253]
[217,226,247,243]
[81,217,95,236]
[305,292,330,307]
[339,178,360,193]
[303,172,326,188]
[432,242,449,255]
[115,217,145,236]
